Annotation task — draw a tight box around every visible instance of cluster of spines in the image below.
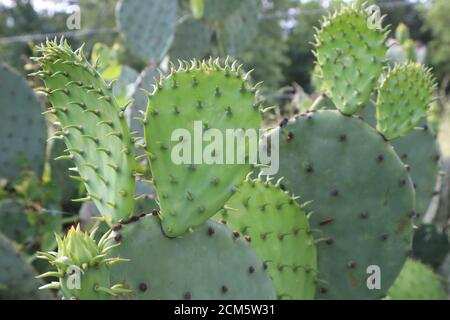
[36,225,130,297]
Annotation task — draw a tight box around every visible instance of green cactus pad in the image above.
[313,3,387,114]
[0,63,47,180]
[375,63,437,140]
[412,224,450,268]
[0,232,48,299]
[220,0,259,56]
[31,39,136,224]
[48,135,80,204]
[116,0,178,62]
[216,177,317,299]
[144,59,262,237]
[0,199,30,244]
[36,225,130,300]
[272,110,415,299]
[170,18,212,60]
[110,214,275,299]
[391,125,440,219]
[386,258,447,300]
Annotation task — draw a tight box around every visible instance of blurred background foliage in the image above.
[0,0,448,95]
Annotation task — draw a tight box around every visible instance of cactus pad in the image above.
[111,214,275,299]
[313,3,387,114]
[204,0,241,20]
[0,63,47,180]
[31,39,136,224]
[116,0,178,62]
[272,110,415,299]
[386,258,447,300]
[375,63,437,140]
[0,199,30,243]
[217,177,317,299]
[170,18,212,60]
[0,232,48,299]
[144,59,262,237]
[220,0,259,56]
[391,125,440,219]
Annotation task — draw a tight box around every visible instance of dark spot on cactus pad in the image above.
[399,179,406,187]
[221,286,228,294]
[360,211,368,219]
[151,209,159,216]
[305,164,314,173]
[330,189,339,197]
[434,154,440,162]
[347,260,356,269]
[319,216,336,226]
[184,292,192,300]
[325,238,334,245]
[287,132,294,141]
[319,287,328,294]
[248,266,255,274]
[233,231,240,239]
[208,227,215,236]
[376,155,384,162]
[244,235,251,242]
[114,234,122,242]
[380,234,389,241]
[263,262,268,270]
[139,283,147,292]
[279,118,288,127]
[339,134,347,142]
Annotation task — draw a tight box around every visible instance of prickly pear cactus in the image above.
[37,225,130,300]
[216,177,317,299]
[375,63,437,140]
[116,0,178,62]
[144,59,262,237]
[219,0,259,56]
[112,66,139,106]
[0,63,47,180]
[31,39,136,224]
[313,3,387,114]
[391,125,440,220]
[0,199,30,243]
[111,214,275,299]
[272,110,415,299]
[0,232,48,299]
[170,18,212,60]
[386,258,447,300]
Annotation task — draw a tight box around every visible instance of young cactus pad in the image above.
[110,214,276,299]
[144,59,262,237]
[216,176,317,299]
[36,225,129,300]
[375,62,437,140]
[313,3,388,114]
[0,232,48,299]
[31,39,136,224]
[386,258,447,300]
[0,63,47,180]
[116,0,178,62]
[272,110,415,299]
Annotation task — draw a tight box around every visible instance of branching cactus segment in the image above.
[313,3,388,114]
[144,59,262,237]
[375,63,437,140]
[31,39,136,224]
[217,175,317,299]
[36,225,130,300]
